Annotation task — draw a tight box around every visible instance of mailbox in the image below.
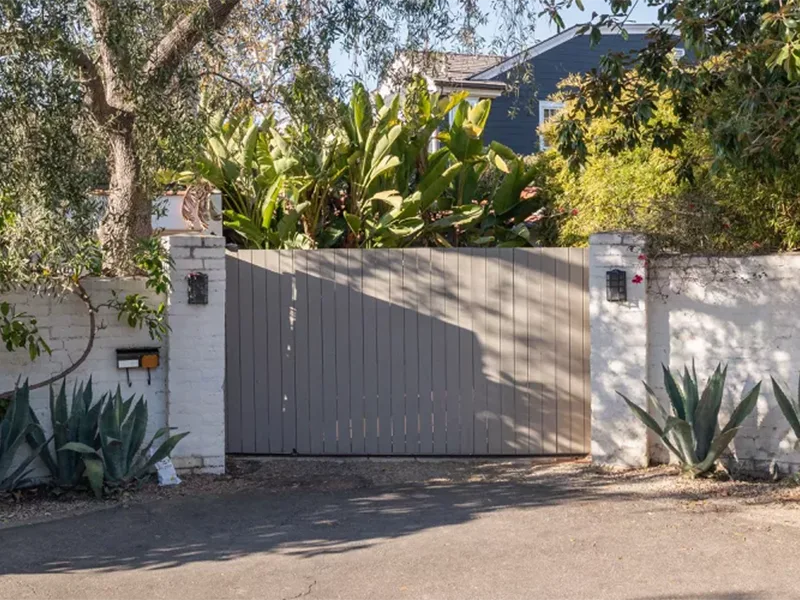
[116,348,160,385]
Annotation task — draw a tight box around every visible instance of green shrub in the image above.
[61,387,188,498]
[544,83,800,255]
[0,381,48,491]
[26,378,102,490]
[619,363,760,477]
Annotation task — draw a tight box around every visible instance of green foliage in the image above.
[61,387,188,498]
[0,302,50,362]
[771,376,800,442]
[548,2,800,177]
[619,363,761,477]
[0,381,48,491]
[545,93,800,254]
[191,78,556,249]
[26,379,102,490]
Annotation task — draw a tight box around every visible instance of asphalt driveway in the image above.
[1,462,799,600]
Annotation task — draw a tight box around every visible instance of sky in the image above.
[331,0,660,80]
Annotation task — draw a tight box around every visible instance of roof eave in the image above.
[469,22,659,81]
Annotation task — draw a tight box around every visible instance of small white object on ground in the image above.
[149,450,181,486]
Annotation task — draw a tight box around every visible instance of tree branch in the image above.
[85,0,130,109]
[62,44,115,124]
[0,284,97,400]
[143,0,243,84]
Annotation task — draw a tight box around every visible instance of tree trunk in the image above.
[98,115,152,275]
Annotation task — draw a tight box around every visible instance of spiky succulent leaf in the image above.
[693,364,727,461]
[690,427,741,476]
[722,381,761,435]
[771,377,800,438]
[662,365,686,420]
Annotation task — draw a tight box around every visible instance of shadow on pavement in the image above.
[1,469,626,575]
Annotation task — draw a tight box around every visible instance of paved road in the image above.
[1,472,799,599]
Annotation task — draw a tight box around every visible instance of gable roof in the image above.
[430,52,507,80]
[469,23,656,81]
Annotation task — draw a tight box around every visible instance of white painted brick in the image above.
[594,237,800,474]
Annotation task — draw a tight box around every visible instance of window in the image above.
[538,100,564,151]
[673,48,686,59]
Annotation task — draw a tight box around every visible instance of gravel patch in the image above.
[3,456,800,528]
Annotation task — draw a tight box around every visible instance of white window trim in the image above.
[538,100,565,152]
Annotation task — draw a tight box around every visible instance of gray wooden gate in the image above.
[225,248,589,456]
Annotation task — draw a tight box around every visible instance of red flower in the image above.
[571,208,579,216]
[688,203,695,210]
[632,274,644,284]
[722,223,730,230]
[752,241,761,249]
[637,254,647,261]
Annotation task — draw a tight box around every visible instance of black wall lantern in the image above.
[187,272,208,305]
[606,269,627,302]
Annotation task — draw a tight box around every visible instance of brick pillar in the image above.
[164,234,226,474]
[589,232,649,467]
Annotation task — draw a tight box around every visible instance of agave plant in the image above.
[619,362,761,476]
[0,381,49,490]
[26,378,102,489]
[61,387,188,497]
[770,375,800,441]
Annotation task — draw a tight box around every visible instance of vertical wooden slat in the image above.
[348,250,365,454]
[498,248,515,455]
[375,249,393,454]
[334,251,351,453]
[485,248,502,455]
[417,249,434,454]
[279,251,296,453]
[265,251,283,453]
[582,248,591,453]
[555,248,572,453]
[471,248,488,454]
[568,248,584,454]
[443,250,461,454]
[225,252,242,453]
[541,248,558,454]
[306,251,324,454]
[252,251,270,453]
[294,252,311,454]
[362,251,380,454]
[459,249,474,455]
[527,249,544,455]
[403,250,420,455]
[513,249,531,454]
[238,250,256,454]
[390,255,406,454]
[539,248,558,454]
[319,251,338,453]
[430,249,447,454]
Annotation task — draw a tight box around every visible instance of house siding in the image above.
[481,34,681,154]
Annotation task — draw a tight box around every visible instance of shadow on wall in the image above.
[646,255,800,471]
[225,248,591,457]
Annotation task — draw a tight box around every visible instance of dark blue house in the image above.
[382,24,684,155]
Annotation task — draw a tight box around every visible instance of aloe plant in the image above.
[770,376,800,440]
[0,381,49,490]
[619,362,761,476]
[26,378,102,489]
[61,387,188,497]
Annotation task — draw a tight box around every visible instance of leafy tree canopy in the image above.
[549,0,800,178]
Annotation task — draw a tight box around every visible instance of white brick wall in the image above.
[0,234,226,478]
[164,235,226,474]
[591,234,800,473]
[589,233,649,467]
